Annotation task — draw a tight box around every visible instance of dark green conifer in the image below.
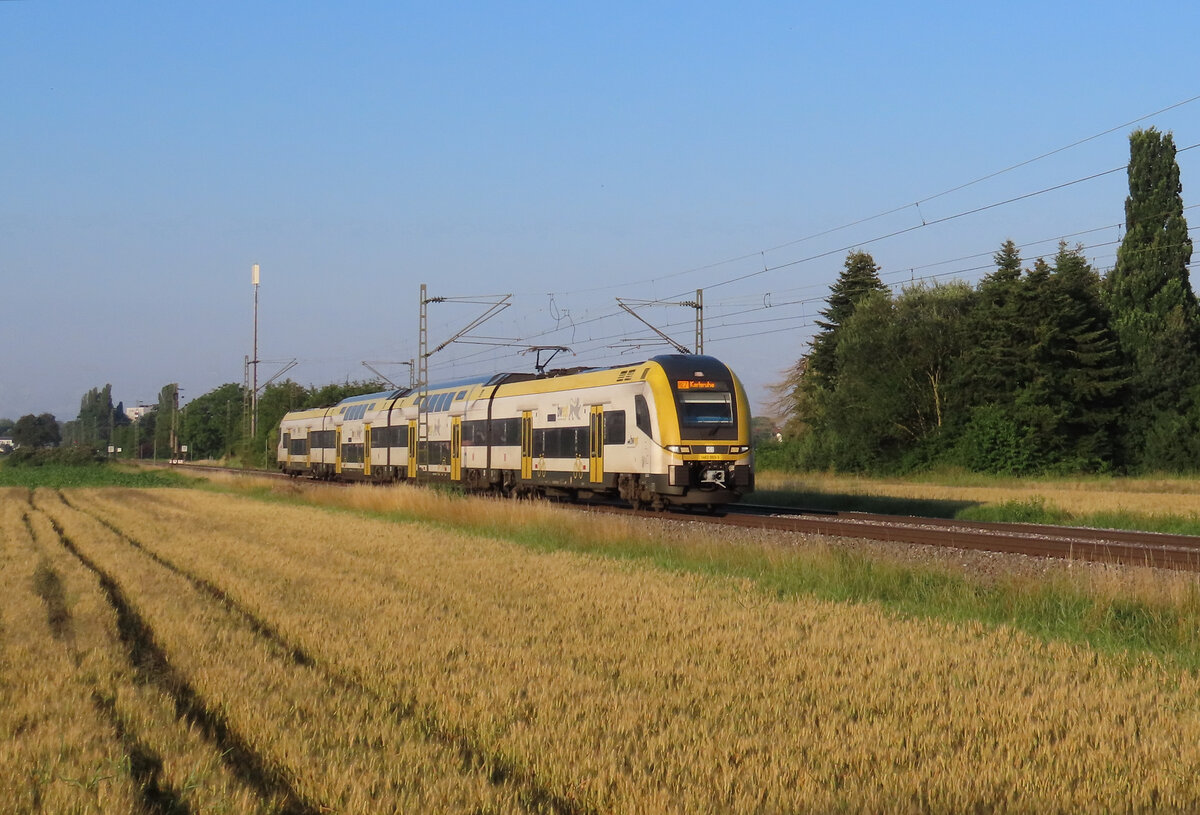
[806,250,887,386]
[1104,127,1197,467]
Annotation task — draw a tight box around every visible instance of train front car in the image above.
[635,354,754,509]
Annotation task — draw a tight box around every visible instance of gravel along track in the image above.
[710,505,1200,572]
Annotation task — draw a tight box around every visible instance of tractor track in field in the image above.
[55,491,598,815]
[37,495,317,815]
[19,492,191,815]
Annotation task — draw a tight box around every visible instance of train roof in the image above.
[647,354,733,380]
[334,389,407,406]
[322,355,731,409]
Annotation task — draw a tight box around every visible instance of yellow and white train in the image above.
[277,354,754,508]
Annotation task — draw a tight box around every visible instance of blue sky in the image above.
[3,2,1199,422]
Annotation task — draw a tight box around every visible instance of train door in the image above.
[520,412,533,480]
[364,424,372,477]
[335,427,343,475]
[450,417,462,481]
[407,420,417,480]
[589,406,604,484]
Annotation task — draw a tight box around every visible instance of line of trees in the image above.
[772,127,1195,475]
[3,380,384,468]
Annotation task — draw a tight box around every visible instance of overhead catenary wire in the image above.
[353,114,1200,384]
[525,94,1200,300]
[427,220,1200,375]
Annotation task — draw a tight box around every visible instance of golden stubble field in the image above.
[757,470,1200,517]
[4,483,1200,813]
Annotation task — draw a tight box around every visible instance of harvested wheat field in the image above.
[4,483,1200,813]
[757,470,1200,519]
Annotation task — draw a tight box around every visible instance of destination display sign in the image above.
[676,380,717,390]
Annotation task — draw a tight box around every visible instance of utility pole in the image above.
[417,284,513,477]
[170,385,179,459]
[251,263,260,437]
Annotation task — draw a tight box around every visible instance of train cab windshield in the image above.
[678,391,734,426]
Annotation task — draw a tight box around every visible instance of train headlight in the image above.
[728,445,750,454]
[665,445,691,454]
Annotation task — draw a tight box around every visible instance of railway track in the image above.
[166,463,1200,572]
[718,504,1200,572]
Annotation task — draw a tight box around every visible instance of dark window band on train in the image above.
[533,426,588,458]
[341,443,365,463]
[289,438,308,455]
[634,395,652,438]
[417,441,451,466]
[418,392,460,413]
[461,418,522,446]
[604,410,626,445]
[370,426,405,448]
[309,430,336,449]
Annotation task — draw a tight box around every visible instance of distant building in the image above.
[125,405,154,422]
[0,435,14,452]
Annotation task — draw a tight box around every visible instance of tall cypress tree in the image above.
[1104,127,1197,467]
[77,385,116,444]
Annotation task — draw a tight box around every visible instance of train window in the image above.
[491,418,520,445]
[462,420,485,446]
[533,426,587,458]
[604,411,626,445]
[456,390,467,401]
[371,426,398,447]
[678,392,733,425]
[634,395,652,438]
[418,441,451,465]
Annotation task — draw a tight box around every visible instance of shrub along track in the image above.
[30,488,581,815]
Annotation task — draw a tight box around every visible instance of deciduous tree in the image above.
[12,413,60,448]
